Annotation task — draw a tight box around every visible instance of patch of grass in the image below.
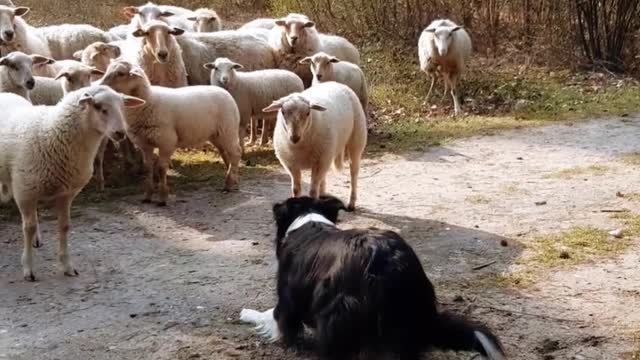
[620,153,640,166]
[545,165,610,179]
[497,226,631,287]
[621,193,640,203]
[465,195,491,205]
[611,212,640,237]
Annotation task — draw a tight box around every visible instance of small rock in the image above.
[609,229,624,238]
[535,201,547,206]
[129,314,138,319]
[616,191,625,198]
[252,241,259,246]
[559,251,571,260]
[453,295,465,303]
[517,157,524,160]
[500,239,509,247]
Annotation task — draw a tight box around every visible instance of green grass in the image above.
[465,195,491,205]
[545,165,610,179]
[620,153,640,166]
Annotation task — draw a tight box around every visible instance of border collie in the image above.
[241,196,506,360]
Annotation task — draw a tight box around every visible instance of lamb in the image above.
[418,19,472,115]
[0,51,54,101]
[98,60,242,205]
[206,57,304,151]
[187,8,222,32]
[176,31,276,85]
[301,52,368,113]
[263,81,367,210]
[269,13,360,86]
[126,21,188,88]
[240,18,276,30]
[73,42,121,73]
[0,85,145,281]
[123,2,195,31]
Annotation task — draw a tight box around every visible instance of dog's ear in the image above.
[316,195,347,222]
[272,201,288,223]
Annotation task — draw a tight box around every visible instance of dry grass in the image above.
[545,165,610,179]
[465,195,491,205]
[620,153,640,166]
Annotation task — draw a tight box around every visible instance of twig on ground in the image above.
[472,261,497,271]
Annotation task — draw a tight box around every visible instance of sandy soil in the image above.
[1,118,639,360]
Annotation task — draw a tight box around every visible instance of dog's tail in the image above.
[428,311,506,360]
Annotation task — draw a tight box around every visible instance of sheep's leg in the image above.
[441,73,450,102]
[157,149,173,207]
[249,117,258,145]
[16,198,38,281]
[310,164,330,199]
[211,136,241,192]
[286,167,302,198]
[141,147,156,203]
[319,178,327,196]
[259,118,270,146]
[94,138,108,192]
[347,153,361,211]
[450,73,461,116]
[425,75,436,104]
[55,194,78,277]
[33,217,42,249]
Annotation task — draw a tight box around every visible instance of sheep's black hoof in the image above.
[24,273,36,282]
[33,238,42,248]
[157,201,167,207]
[64,269,79,277]
[141,199,153,204]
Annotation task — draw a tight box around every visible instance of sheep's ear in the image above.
[78,93,94,107]
[232,63,243,70]
[129,67,145,78]
[109,45,122,57]
[72,50,84,60]
[122,6,139,20]
[31,55,54,65]
[424,28,436,33]
[122,94,146,108]
[54,71,69,80]
[186,16,197,21]
[310,103,327,112]
[0,56,9,67]
[304,21,315,28]
[91,68,105,76]
[299,57,312,65]
[329,57,340,63]
[203,62,215,70]
[451,26,463,32]
[160,11,175,18]
[170,27,185,36]
[262,101,283,113]
[13,7,30,17]
[132,29,148,38]
[275,19,286,26]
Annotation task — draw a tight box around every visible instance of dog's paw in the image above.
[240,308,263,325]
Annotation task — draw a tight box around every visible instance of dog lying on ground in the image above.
[241,195,506,360]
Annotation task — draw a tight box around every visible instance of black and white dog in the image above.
[241,196,506,360]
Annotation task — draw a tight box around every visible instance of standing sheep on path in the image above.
[418,19,472,115]
[98,60,242,206]
[206,58,304,151]
[0,85,145,281]
[263,82,367,211]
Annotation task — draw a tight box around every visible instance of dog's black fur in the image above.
[272,196,506,360]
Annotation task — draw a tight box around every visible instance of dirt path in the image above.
[1,118,639,360]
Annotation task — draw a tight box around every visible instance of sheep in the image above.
[176,31,276,85]
[418,19,472,115]
[0,85,145,281]
[125,21,188,88]
[0,0,13,7]
[73,42,121,74]
[206,57,304,151]
[300,52,368,113]
[122,2,195,31]
[30,63,102,105]
[98,60,242,205]
[33,59,79,78]
[187,8,222,33]
[0,51,54,101]
[269,13,360,87]
[0,6,50,57]
[263,81,367,211]
[108,24,129,40]
[240,18,276,30]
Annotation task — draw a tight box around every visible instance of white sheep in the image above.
[98,60,242,205]
[73,42,121,73]
[0,51,54,101]
[30,63,102,105]
[124,21,188,88]
[300,52,368,112]
[0,0,13,6]
[206,57,304,151]
[0,6,50,57]
[418,19,472,115]
[33,59,79,78]
[176,31,277,85]
[263,81,367,210]
[108,24,129,40]
[187,8,222,33]
[122,2,195,31]
[240,18,276,30]
[0,85,145,281]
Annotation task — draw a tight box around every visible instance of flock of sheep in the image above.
[0,0,472,285]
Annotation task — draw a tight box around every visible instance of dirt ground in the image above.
[1,118,640,360]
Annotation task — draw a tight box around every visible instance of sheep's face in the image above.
[132,22,184,64]
[123,3,174,28]
[77,42,121,73]
[0,6,29,44]
[275,14,315,50]
[56,64,104,94]
[0,51,52,91]
[205,58,242,89]
[302,53,338,82]
[78,86,145,137]
[188,11,220,33]
[427,26,463,57]
[99,60,148,97]
[263,95,327,144]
